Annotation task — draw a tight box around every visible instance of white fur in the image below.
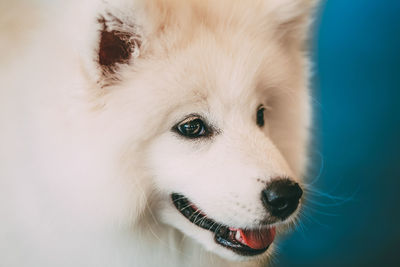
[0,0,316,266]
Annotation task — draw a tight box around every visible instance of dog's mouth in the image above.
[171,193,276,256]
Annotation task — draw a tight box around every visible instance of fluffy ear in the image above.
[95,10,145,86]
[271,0,319,45]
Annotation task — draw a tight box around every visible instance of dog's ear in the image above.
[271,0,319,46]
[93,10,145,86]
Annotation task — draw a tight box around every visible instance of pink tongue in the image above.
[239,227,276,250]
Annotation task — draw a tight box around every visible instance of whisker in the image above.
[172,196,188,203]
[306,149,324,187]
[193,210,204,224]
[302,205,339,217]
[179,204,193,212]
[188,209,201,221]
[300,210,331,229]
[208,221,218,232]
[305,198,351,207]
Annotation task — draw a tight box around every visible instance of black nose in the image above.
[261,178,303,220]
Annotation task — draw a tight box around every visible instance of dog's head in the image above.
[84,0,317,262]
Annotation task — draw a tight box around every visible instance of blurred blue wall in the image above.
[278,0,400,266]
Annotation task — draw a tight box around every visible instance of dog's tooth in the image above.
[235,230,241,241]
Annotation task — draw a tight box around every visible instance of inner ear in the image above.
[97,13,142,77]
[99,28,133,68]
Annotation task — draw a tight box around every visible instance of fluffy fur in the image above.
[0,0,317,266]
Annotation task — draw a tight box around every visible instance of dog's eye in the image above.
[176,116,208,138]
[256,105,265,127]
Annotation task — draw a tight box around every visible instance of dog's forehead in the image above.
[155,26,296,104]
[162,32,293,110]
[120,0,310,124]
[133,32,298,125]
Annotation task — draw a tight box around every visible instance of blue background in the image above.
[278,0,400,266]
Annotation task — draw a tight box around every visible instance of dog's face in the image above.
[145,40,308,261]
[87,0,316,263]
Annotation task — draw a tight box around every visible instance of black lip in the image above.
[171,193,270,256]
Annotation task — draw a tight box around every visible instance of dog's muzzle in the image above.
[171,178,303,256]
[171,193,276,256]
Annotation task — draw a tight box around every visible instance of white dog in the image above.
[0,0,317,266]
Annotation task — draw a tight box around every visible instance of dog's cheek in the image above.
[146,134,203,193]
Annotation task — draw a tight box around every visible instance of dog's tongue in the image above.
[237,227,276,250]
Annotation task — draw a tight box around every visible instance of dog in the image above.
[0,0,317,266]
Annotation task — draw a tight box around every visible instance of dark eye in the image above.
[176,116,208,138]
[256,105,265,127]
